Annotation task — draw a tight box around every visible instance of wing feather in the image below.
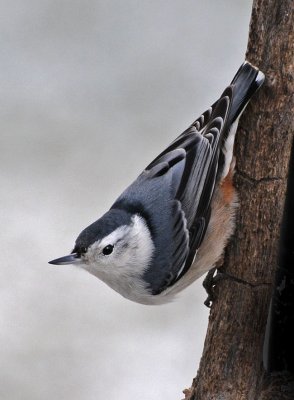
[142,94,231,290]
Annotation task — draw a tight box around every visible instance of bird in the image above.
[49,61,264,305]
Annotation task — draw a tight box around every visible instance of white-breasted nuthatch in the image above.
[49,62,264,305]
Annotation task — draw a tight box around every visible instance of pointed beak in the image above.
[48,253,81,265]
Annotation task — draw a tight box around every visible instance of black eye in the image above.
[102,245,114,255]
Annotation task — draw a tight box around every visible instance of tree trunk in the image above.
[185,1,294,399]
[261,136,294,399]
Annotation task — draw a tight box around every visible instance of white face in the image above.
[78,215,155,302]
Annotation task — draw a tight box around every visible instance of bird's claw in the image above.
[203,267,218,307]
[203,267,252,307]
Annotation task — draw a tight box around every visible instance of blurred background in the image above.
[0,1,252,399]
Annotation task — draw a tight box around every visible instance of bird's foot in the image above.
[203,267,220,308]
[203,267,252,308]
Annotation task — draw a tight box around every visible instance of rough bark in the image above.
[261,137,294,397]
[185,1,294,399]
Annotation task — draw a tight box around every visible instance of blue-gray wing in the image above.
[142,93,231,291]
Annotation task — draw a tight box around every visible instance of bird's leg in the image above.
[203,266,254,308]
[203,256,225,307]
[203,267,219,308]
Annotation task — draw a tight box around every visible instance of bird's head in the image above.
[49,209,156,303]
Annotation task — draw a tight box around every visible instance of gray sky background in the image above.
[0,1,252,399]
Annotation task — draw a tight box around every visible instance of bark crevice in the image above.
[235,168,283,185]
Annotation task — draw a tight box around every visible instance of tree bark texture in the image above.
[185,1,293,399]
